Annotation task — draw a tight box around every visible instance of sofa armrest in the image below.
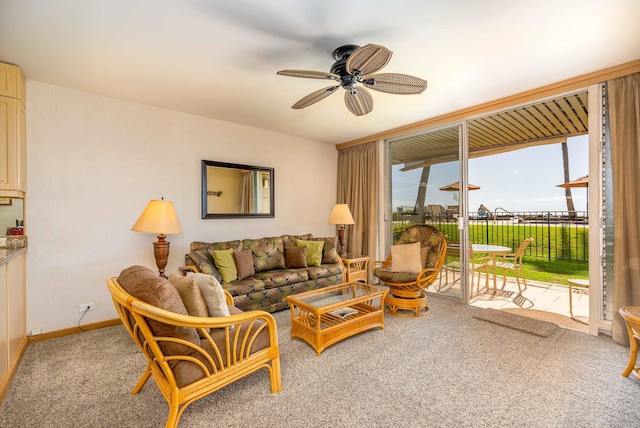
[179,265,200,276]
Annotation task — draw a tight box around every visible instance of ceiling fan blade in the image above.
[362,73,428,94]
[344,87,373,116]
[277,69,339,80]
[291,85,340,109]
[345,44,392,76]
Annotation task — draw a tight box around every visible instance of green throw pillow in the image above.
[296,239,324,267]
[212,248,238,283]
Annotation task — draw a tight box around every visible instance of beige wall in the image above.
[25,81,338,333]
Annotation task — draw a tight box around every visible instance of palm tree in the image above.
[561,141,576,217]
[415,166,430,221]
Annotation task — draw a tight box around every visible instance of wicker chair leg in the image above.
[270,360,283,393]
[165,404,180,428]
[131,364,152,395]
[621,335,638,377]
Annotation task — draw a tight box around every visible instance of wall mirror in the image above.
[202,160,274,219]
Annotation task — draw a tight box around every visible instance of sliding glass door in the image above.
[389,123,464,300]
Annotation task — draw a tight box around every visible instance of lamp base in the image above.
[153,234,170,278]
[337,227,347,259]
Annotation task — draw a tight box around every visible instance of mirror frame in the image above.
[201,160,275,219]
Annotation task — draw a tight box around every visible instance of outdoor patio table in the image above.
[471,244,512,291]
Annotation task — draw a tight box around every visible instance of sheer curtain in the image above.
[337,142,379,272]
[238,171,257,213]
[609,72,640,344]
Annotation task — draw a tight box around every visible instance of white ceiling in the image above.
[1,0,639,145]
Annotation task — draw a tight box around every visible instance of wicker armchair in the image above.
[619,306,640,380]
[371,224,447,317]
[107,265,281,428]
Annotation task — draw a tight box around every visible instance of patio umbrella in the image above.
[556,175,589,188]
[439,181,481,191]
[556,175,589,211]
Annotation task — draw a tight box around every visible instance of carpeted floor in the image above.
[1,295,639,427]
[472,308,560,337]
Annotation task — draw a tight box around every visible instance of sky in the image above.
[392,135,589,213]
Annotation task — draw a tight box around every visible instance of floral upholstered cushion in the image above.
[243,237,286,272]
[186,250,222,283]
[395,225,445,269]
[315,236,339,264]
[372,268,419,284]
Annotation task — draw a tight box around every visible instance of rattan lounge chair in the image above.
[371,224,447,317]
[107,265,281,428]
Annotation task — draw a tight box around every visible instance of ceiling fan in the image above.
[277,43,427,116]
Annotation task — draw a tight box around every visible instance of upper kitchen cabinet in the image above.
[0,63,26,197]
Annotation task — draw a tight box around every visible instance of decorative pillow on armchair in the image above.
[187,272,231,318]
[390,242,423,273]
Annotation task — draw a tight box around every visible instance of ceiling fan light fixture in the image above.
[277,43,427,116]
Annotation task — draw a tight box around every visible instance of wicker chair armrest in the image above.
[224,290,234,306]
[371,258,390,273]
[179,265,200,276]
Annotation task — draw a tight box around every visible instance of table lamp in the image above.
[328,204,355,258]
[132,198,183,278]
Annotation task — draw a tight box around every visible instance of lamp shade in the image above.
[132,199,183,235]
[328,204,355,225]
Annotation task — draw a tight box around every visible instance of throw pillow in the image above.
[316,237,339,264]
[168,274,209,318]
[233,249,255,280]
[186,272,231,318]
[186,250,222,283]
[212,248,237,283]
[168,274,210,337]
[285,246,308,268]
[296,239,324,267]
[390,242,423,273]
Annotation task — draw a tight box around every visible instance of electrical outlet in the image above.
[79,303,95,312]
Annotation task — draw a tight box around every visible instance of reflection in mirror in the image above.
[0,198,24,236]
[202,160,274,219]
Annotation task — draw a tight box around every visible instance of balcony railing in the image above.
[392,209,588,261]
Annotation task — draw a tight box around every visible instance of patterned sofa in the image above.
[181,234,344,313]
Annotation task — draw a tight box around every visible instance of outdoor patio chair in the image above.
[488,237,534,293]
[439,242,490,294]
[371,224,447,317]
[428,204,444,220]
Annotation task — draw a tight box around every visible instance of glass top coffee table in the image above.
[286,282,387,356]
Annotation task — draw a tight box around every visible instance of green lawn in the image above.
[392,222,590,285]
[521,258,588,285]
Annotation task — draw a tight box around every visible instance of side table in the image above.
[341,254,370,283]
